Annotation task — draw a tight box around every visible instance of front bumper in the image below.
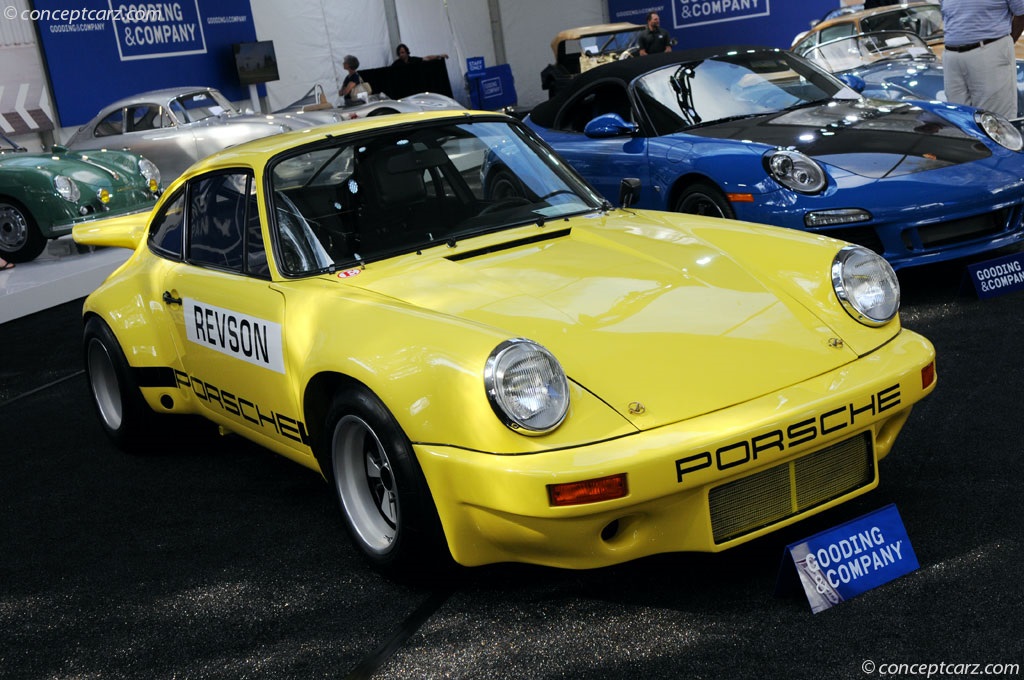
[416,328,935,569]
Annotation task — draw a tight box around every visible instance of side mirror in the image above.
[838,73,866,94]
[584,113,638,139]
[619,178,641,208]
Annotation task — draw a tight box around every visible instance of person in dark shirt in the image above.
[392,43,448,66]
[638,12,672,55]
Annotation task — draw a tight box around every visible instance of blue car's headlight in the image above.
[53,175,81,203]
[831,245,900,326]
[485,339,569,434]
[765,149,826,194]
[975,111,1023,151]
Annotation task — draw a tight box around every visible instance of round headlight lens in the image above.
[138,158,161,187]
[975,111,1023,151]
[54,175,80,202]
[766,149,827,194]
[831,245,900,326]
[484,339,569,434]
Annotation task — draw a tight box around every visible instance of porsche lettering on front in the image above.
[675,383,901,481]
[73,110,936,578]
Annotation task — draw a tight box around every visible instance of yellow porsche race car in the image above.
[74,110,936,577]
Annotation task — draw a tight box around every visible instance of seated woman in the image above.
[338,55,368,104]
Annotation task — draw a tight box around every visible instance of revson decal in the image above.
[675,384,901,481]
[184,300,285,373]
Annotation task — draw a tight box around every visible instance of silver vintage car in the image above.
[66,86,464,182]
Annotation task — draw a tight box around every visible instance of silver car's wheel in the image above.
[332,414,399,555]
[323,388,451,577]
[0,200,45,263]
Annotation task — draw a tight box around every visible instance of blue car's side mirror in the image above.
[838,73,866,94]
[584,113,638,138]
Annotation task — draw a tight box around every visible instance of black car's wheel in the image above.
[0,199,46,263]
[83,316,155,450]
[325,387,450,577]
[673,182,736,220]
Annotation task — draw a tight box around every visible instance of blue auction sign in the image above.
[967,251,1024,300]
[783,504,919,614]
[33,0,258,127]
[607,0,838,49]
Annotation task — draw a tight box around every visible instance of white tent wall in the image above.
[393,0,494,106]
[250,0,609,112]
[496,0,607,108]
[251,0,391,111]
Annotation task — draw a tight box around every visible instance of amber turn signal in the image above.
[548,474,628,507]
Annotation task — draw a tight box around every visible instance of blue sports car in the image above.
[524,47,1024,269]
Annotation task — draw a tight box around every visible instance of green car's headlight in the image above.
[831,245,900,326]
[975,111,1023,151]
[765,149,826,194]
[138,158,161,189]
[485,338,569,434]
[54,175,80,202]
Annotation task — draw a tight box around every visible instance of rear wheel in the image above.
[83,316,155,450]
[0,199,46,263]
[324,387,450,578]
[673,182,735,219]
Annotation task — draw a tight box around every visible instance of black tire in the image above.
[486,167,527,201]
[83,316,156,451]
[0,198,46,263]
[324,387,451,578]
[673,182,736,220]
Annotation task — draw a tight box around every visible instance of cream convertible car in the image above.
[74,111,937,576]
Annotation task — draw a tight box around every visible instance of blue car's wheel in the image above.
[673,182,736,220]
[325,387,451,578]
[0,199,45,263]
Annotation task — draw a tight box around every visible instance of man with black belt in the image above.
[638,12,672,55]
[941,0,1024,119]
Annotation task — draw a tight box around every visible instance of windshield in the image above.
[579,29,641,56]
[173,89,237,122]
[803,31,934,73]
[861,5,943,41]
[633,51,848,134]
[268,119,602,275]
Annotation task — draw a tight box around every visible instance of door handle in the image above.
[162,290,182,306]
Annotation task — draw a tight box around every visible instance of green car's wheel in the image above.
[83,316,155,450]
[0,199,46,263]
[325,387,450,577]
[673,182,736,220]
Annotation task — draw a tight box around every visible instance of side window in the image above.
[125,105,163,132]
[557,83,631,132]
[188,173,249,272]
[148,190,186,259]
[819,22,855,43]
[93,109,124,138]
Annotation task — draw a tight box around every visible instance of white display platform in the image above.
[0,238,131,324]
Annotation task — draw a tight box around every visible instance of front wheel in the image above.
[324,388,450,578]
[673,182,736,220]
[0,199,46,263]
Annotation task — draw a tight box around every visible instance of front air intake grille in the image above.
[709,433,874,544]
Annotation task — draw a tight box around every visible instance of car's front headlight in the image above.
[138,158,161,191]
[485,338,569,434]
[975,111,1023,151]
[831,245,900,326]
[765,149,826,194]
[54,175,81,202]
